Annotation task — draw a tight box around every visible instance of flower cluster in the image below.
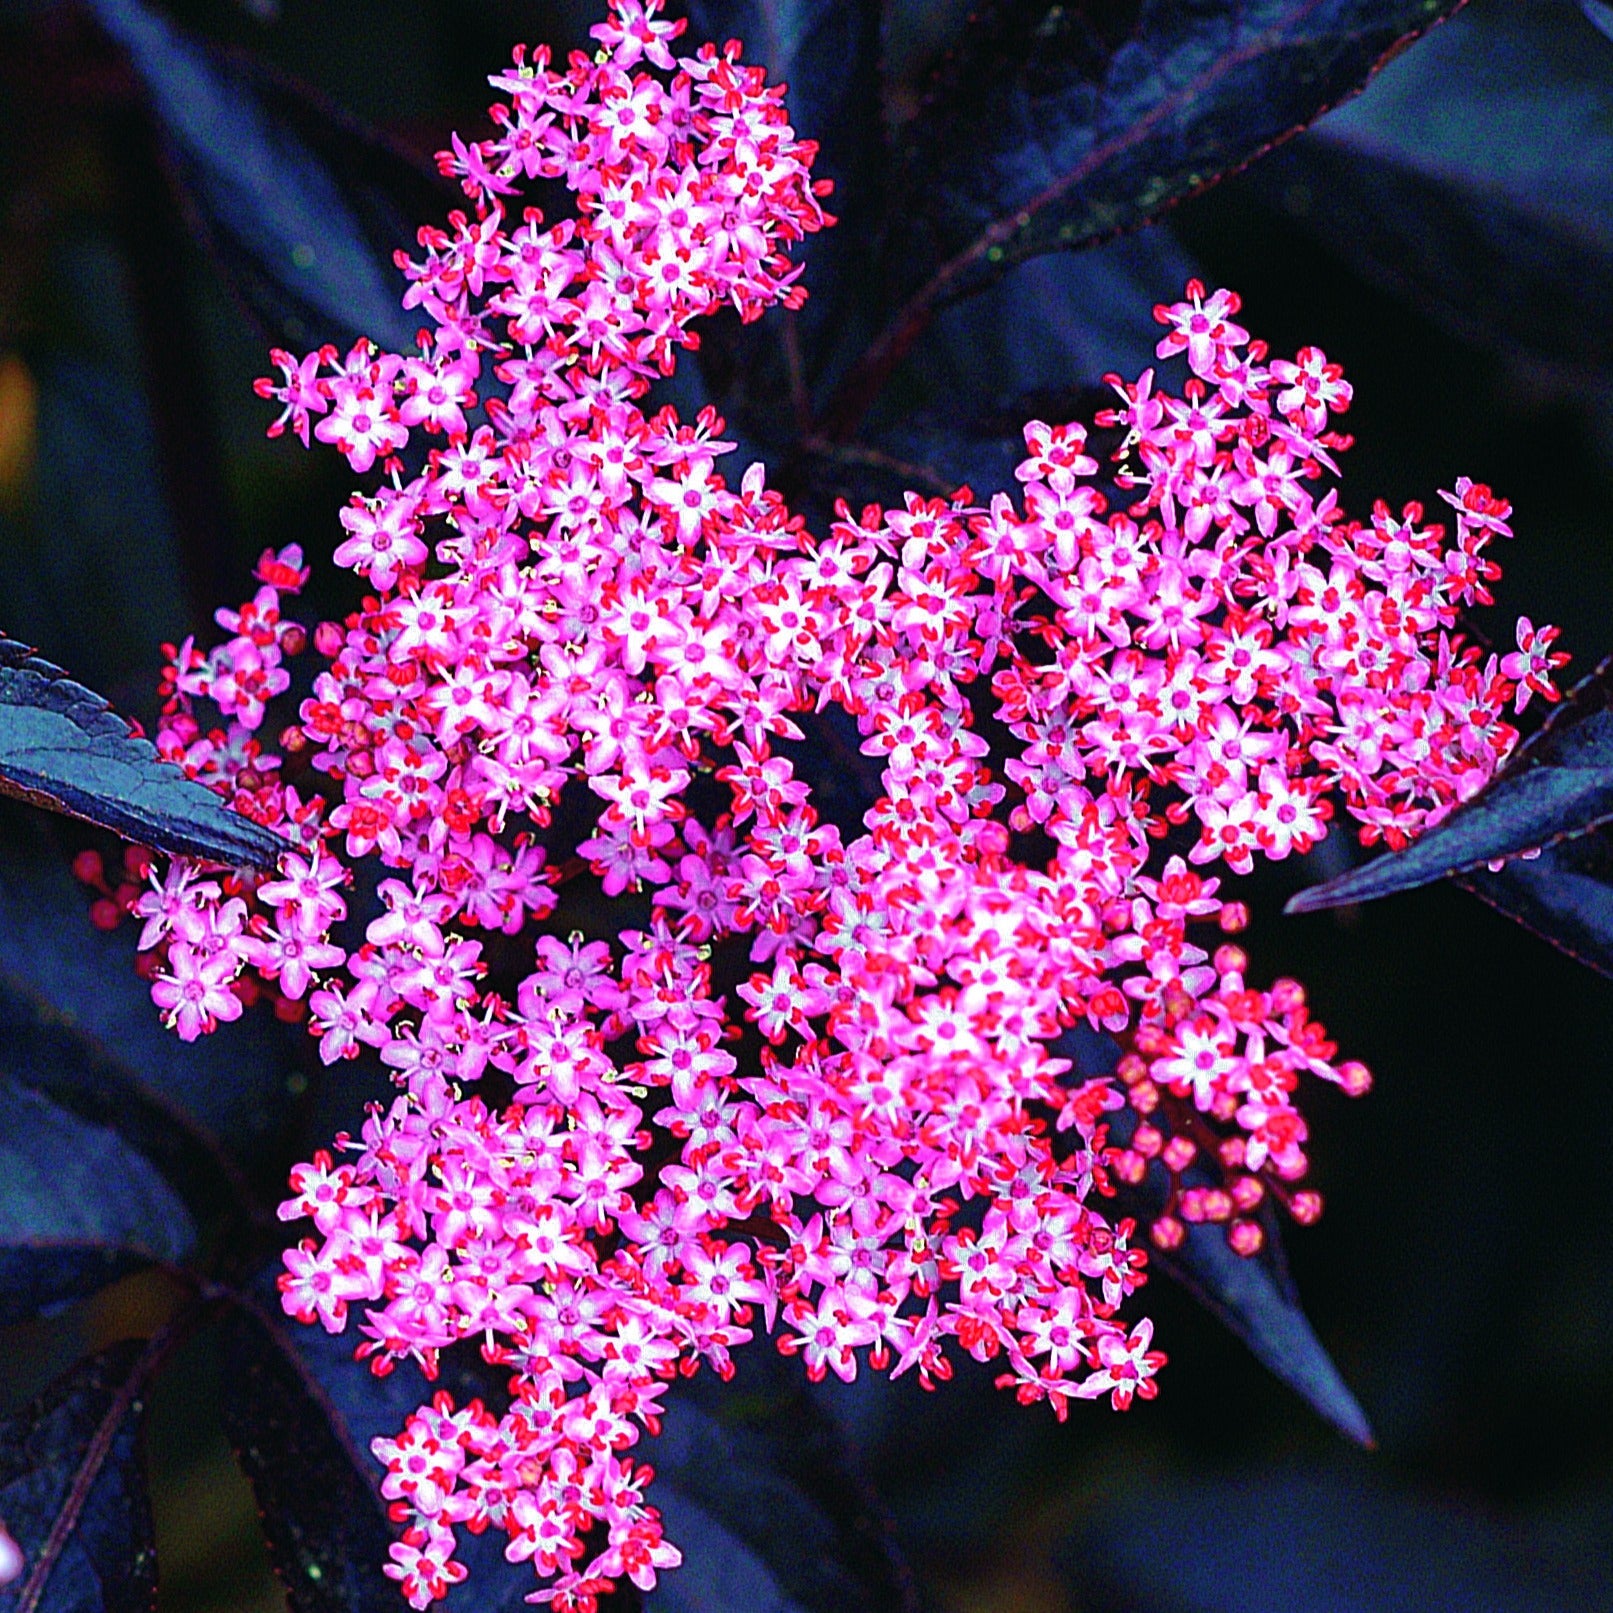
[100,2,1568,1608]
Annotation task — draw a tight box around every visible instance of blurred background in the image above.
[3,1,1613,1610]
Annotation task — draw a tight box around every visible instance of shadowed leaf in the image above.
[216,1301,399,1613]
[1455,826,1613,979]
[0,1245,153,1329]
[0,807,296,1160]
[84,0,447,353]
[891,0,1469,302]
[0,640,284,869]
[1289,655,1613,915]
[1150,1226,1373,1447]
[688,0,885,443]
[0,1075,192,1262]
[1243,1,1613,394]
[0,963,248,1235]
[0,1342,159,1613]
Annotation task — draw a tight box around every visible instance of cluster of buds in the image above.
[97,2,1565,1607]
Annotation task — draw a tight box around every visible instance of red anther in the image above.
[1227,1219,1264,1257]
[1161,1136,1197,1173]
[1150,1215,1185,1251]
[1289,1190,1324,1225]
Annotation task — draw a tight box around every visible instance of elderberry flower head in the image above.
[101,3,1566,1608]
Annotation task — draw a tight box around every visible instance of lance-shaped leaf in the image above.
[0,1075,189,1328]
[891,0,1470,300]
[822,0,1468,437]
[1455,826,1613,980]
[1242,0,1613,394]
[84,0,447,354]
[1289,655,1613,915]
[1064,1026,1370,1444]
[216,1301,400,1613]
[0,639,283,868]
[0,1341,160,1613]
[1149,1225,1373,1447]
[0,966,248,1238]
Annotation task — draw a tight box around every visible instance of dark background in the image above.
[3,1,1612,1610]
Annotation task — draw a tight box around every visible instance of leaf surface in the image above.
[0,1076,192,1263]
[216,1302,399,1613]
[1455,827,1613,979]
[85,0,446,353]
[890,0,1469,302]
[0,1246,153,1330]
[0,641,283,869]
[1245,0,1613,391]
[1289,656,1613,915]
[0,1343,159,1613]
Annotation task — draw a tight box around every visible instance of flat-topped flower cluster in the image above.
[110,2,1566,1607]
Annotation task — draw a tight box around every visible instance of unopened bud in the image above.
[1227,1219,1264,1257]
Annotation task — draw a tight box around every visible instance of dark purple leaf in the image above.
[0,1342,159,1613]
[0,641,284,869]
[1242,1,1613,394]
[819,0,1469,441]
[1455,826,1613,980]
[0,966,248,1237]
[891,0,1470,299]
[1150,1227,1373,1447]
[84,0,448,353]
[687,0,885,443]
[0,1246,152,1330]
[216,1300,400,1613]
[1289,655,1613,915]
[0,1074,191,1267]
[0,809,296,1159]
